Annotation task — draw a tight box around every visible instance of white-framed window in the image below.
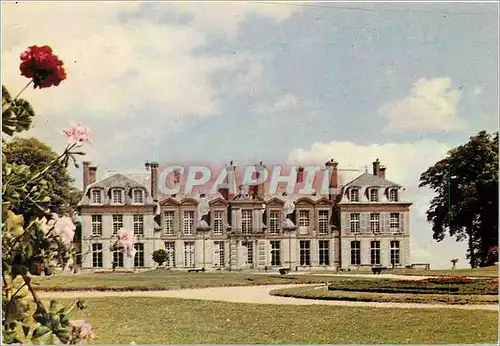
[184,241,195,267]
[241,209,252,234]
[390,213,400,231]
[298,210,310,233]
[113,250,124,268]
[350,241,360,265]
[164,211,175,235]
[133,214,144,236]
[299,240,311,266]
[390,240,400,265]
[90,189,102,204]
[349,188,359,202]
[213,211,224,235]
[270,241,281,266]
[371,241,381,265]
[183,211,194,235]
[134,243,145,267]
[112,214,123,234]
[214,241,225,267]
[111,188,124,204]
[132,189,144,204]
[242,241,253,265]
[350,213,360,233]
[269,210,280,234]
[370,213,380,233]
[319,240,330,265]
[389,189,399,202]
[92,243,103,268]
[91,215,102,236]
[318,210,329,235]
[164,241,176,267]
[370,189,379,202]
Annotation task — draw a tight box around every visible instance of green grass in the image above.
[32,271,362,291]
[312,265,499,277]
[48,297,498,344]
[270,286,499,305]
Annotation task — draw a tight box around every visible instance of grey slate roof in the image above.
[343,172,400,188]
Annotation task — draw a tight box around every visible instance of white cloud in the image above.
[378,77,466,133]
[254,93,301,114]
[289,139,470,269]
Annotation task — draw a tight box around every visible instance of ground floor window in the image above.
[370,241,381,265]
[134,243,145,267]
[270,241,281,266]
[113,250,124,268]
[390,240,400,265]
[214,241,225,267]
[242,241,253,265]
[164,241,176,267]
[92,243,103,268]
[184,241,195,267]
[350,241,360,265]
[318,240,330,265]
[299,240,311,266]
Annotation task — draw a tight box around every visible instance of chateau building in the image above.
[78,159,411,271]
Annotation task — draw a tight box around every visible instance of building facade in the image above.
[78,159,411,271]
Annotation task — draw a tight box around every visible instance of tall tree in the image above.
[419,131,498,268]
[3,137,82,217]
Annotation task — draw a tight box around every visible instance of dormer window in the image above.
[132,189,144,204]
[349,188,359,202]
[370,189,379,202]
[111,188,124,204]
[90,189,102,204]
[389,188,399,202]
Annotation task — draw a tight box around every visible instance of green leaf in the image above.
[32,325,51,339]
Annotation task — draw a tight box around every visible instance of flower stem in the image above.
[22,274,46,313]
[2,80,33,113]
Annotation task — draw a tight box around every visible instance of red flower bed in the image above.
[94,270,134,274]
[487,278,498,285]
[423,276,472,284]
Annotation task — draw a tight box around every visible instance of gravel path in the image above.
[38,284,498,311]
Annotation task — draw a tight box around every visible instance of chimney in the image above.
[325,159,338,201]
[89,165,97,185]
[149,162,159,201]
[254,161,266,199]
[378,166,386,179]
[297,166,304,183]
[83,161,91,191]
[372,158,380,176]
[218,161,234,200]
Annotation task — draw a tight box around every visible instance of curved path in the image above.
[39,284,498,311]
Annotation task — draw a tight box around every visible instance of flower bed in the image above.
[94,270,135,274]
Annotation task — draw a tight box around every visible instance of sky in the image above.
[2,1,498,269]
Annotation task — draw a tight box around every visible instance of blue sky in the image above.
[2,2,498,268]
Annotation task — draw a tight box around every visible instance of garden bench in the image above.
[371,266,388,274]
[188,268,206,273]
[279,268,291,275]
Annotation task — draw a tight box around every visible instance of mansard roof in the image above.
[343,172,401,188]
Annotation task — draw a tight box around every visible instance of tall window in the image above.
[91,215,102,236]
[92,243,103,268]
[349,188,359,202]
[350,213,360,233]
[164,211,175,235]
[113,250,124,268]
[241,209,252,234]
[214,241,225,267]
[213,211,224,235]
[184,241,195,267]
[112,214,123,234]
[370,189,379,202]
[298,210,310,233]
[270,241,281,266]
[91,189,102,204]
[133,215,144,237]
[371,241,381,265]
[390,240,400,266]
[111,189,124,204]
[164,241,176,267]
[390,213,400,232]
[134,243,145,267]
[132,189,144,203]
[318,210,329,235]
[389,189,399,202]
[370,213,380,233]
[269,210,280,234]
[183,211,194,235]
[319,240,330,265]
[350,241,360,265]
[242,241,253,265]
[299,240,311,266]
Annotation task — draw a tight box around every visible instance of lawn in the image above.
[270,286,499,305]
[32,271,361,291]
[312,265,499,277]
[49,297,498,344]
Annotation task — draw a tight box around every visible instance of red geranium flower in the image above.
[19,45,66,89]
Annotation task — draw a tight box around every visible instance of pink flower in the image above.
[62,123,92,146]
[116,228,136,258]
[39,214,75,244]
[69,320,94,342]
